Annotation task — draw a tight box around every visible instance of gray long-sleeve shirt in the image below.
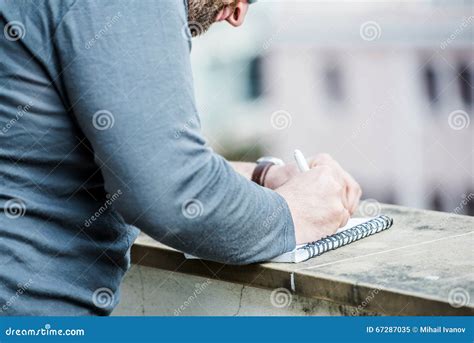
[0,0,295,315]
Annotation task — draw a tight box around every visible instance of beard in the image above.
[187,0,238,37]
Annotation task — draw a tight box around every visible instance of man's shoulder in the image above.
[2,0,76,21]
[1,0,76,42]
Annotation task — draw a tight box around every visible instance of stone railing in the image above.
[113,204,473,316]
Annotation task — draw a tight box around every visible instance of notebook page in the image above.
[294,217,373,249]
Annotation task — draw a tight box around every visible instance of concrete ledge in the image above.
[127,204,474,316]
[113,266,380,316]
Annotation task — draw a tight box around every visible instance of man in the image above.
[0,0,361,315]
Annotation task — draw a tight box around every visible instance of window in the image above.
[325,64,344,102]
[248,56,263,99]
[463,190,474,216]
[423,65,439,104]
[457,63,472,108]
[466,196,474,216]
[430,191,444,212]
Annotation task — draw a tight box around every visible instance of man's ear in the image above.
[216,1,249,27]
[215,6,234,22]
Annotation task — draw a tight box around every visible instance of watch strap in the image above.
[251,161,274,187]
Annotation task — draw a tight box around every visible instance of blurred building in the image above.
[190,1,473,214]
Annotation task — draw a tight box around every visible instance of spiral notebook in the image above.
[184,215,393,263]
[270,215,393,263]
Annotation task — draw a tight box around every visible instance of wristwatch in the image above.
[251,156,285,187]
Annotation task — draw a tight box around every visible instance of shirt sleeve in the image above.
[52,0,296,264]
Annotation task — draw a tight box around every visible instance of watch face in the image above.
[257,157,285,166]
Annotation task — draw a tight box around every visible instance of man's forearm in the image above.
[55,0,297,264]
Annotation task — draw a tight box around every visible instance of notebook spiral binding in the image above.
[298,215,393,258]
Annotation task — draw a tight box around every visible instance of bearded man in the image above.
[0,0,361,315]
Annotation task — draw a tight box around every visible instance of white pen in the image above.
[294,149,310,172]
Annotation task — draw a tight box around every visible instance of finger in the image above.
[327,175,350,213]
[347,181,362,214]
[309,153,334,168]
[339,208,350,228]
[317,158,352,210]
[340,170,361,214]
[311,154,357,212]
[322,158,356,213]
[340,182,350,212]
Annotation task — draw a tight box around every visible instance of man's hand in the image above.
[308,153,362,215]
[266,153,361,215]
[275,164,355,244]
[230,153,361,243]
